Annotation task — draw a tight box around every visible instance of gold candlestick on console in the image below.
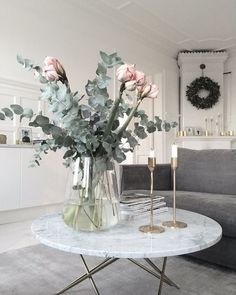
[162,157,187,229]
[139,154,165,234]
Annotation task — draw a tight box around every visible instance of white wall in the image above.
[178,52,228,135]
[0,0,179,163]
[225,54,236,131]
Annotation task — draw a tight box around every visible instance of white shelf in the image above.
[0,144,34,149]
[177,136,236,141]
[176,136,236,149]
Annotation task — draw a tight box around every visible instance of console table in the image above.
[31,209,222,295]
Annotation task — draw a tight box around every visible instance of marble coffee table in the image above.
[31,208,222,295]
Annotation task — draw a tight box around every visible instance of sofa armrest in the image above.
[120,164,171,193]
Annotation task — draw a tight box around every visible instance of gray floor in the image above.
[0,244,235,295]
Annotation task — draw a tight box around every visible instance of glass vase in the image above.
[62,157,120,231]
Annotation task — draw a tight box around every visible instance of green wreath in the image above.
[186,76,220,109]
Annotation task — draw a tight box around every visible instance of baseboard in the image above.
[0,203,63,225]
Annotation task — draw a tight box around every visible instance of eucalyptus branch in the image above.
[64,79,71,93]
[116,98,142,136]
[103,82,125,138]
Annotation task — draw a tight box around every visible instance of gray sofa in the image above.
[121,148,236,270]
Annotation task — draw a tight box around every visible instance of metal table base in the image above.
[55,255,180,295]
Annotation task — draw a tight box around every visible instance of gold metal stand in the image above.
[139,157,165,234]
[162,158,187,229]
[55,255,179,295]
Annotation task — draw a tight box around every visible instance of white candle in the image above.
[172,144,178,158]
[149,149,155,158]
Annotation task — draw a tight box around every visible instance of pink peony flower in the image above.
[43,56,66,82]
[125,80,137,91]
[116,64,136,83]
[139,83,159,99]
[135,70,146,86]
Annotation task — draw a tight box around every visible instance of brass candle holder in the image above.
[162,158,187,229]
[139,157,165,234]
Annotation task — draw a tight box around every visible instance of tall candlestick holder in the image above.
[139,157,165,234]
[162,158,187,229]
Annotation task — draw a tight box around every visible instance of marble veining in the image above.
[31,208,222,259]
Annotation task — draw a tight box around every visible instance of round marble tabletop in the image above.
[31,208,222,259]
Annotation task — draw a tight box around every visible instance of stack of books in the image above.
[120,193,168,219]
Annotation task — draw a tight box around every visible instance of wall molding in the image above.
[178,51,228,66]
[0,77,39,93]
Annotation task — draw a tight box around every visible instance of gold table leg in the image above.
[144,258,180,289]
[55,257,118,295]
[80,254,100,295]
[158,257,167,295]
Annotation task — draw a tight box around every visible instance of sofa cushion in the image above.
[157,190,236,239]
[121,164,171,192]
[177,148,236,195]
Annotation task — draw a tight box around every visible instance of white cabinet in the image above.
[0,148,21,210]
[0,146,69,212]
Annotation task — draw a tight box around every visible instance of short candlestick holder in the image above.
[162,158,187,229]
[139,157,165,234]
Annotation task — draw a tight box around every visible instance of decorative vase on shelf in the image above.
[63,157,120,232]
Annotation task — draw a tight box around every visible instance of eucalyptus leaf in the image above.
[0,112,5,120]
[154,116,162,131]
[29,120,39,128]
[96,63,107,75]
[63,149,75,159]
[85,80,95,96]
[100,51,110,65]
[146,121,156,133]
[90,95,106,107]
[50,126,64,138]
[96,75,110,89]
[134,125,147,139]
[41,123,53,134]
[102,142,112,155]
[113,147,126,163]
[1,108,13,119]
[111,120,119,131]
[10,104,23,115]
[35,115,50,126]
[163,122,171,132]
[127,135,138,148]
[17,55,34,71]
[16,55,24,66]
[55,136,65,146]
[63,136,74,147]
[23,108,34,118]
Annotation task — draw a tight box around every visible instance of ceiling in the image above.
[76,0,236,58]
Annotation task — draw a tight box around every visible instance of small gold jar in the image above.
[227,130,234,136]
[177,130,187,137]
[0,134,7,144]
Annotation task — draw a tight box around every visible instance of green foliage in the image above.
[2,108,13,119]
[0,51,177,166]
[0,112,5,120]
[10,104,23,115]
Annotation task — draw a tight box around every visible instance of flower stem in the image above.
[103,83,125,138]
[116,98,142,136]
